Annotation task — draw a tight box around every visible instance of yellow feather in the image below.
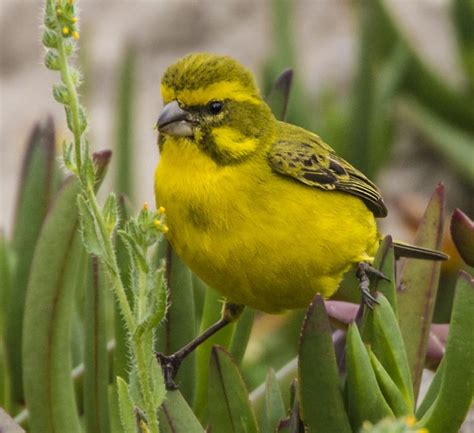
[160,81,260,106]
[213,126,259,159]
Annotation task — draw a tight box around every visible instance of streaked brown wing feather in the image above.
[268,123,388,218]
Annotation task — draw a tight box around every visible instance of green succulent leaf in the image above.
[368,349,411,417]
[371,294,414,408]
[371,236,397,315]
[397,184,445,398]
[158,390,205,433]
[416,271,474,433]
[299,294,351,433]
[345,323,394,429]
[208,346,258,433]
[6,118,56,403]
[260,368,286,433]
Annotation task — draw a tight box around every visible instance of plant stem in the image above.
[56,35,83,175]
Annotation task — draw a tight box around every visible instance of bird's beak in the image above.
[157,100,194,137]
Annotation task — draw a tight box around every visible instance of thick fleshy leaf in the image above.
[83,258,110,433]
[266,69,293,121]
[22,177,85,433]
[158,390,205,433]
[208,346,258,433]
[260,368,286,433]
[229,307,255,363]
[22,152,111,433]
[450,208,474,266]
[298,294,351,433]
[155,242,195,404]
[371,236,397,315]
[368,349,411,417]
[345,323,393,429]
[397,184,445,398]
[6,118,56,402]
[371,294,414,408]
[416,271,474,433]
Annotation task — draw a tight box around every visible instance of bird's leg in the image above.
[156,301,244,390]
[356,262,389,308]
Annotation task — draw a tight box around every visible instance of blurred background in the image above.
[0,0,473,427]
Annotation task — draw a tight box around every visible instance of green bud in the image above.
[42,28,58,48]
[53,84,70,104]
[44,50,60,70]
[44,0,57,30]
[64,40,74,57]
[70,68,81,86]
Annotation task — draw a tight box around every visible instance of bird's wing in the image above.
[268,123,388,218]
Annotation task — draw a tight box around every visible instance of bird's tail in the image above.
[393,240,448,261]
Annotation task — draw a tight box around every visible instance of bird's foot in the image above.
[155,352,181,390]
[356,262,388,309]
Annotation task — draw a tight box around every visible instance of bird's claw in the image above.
[356,262,385,309]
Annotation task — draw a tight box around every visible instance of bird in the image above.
[153,53,447,386]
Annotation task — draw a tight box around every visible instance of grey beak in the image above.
[157,100,194,137]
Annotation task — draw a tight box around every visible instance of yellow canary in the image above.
[154,53,445,313]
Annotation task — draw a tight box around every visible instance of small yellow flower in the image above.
[158,206,166,214]
[153,220,161,228]
[72,31,80,40]
[68,0,75,4]
[405,416,416,427]
[72,17,78,23]
[56,8,62,15]
[143,201,149,211]
[62,26,70,36]
[416,429,429,433]
[162,225,169,234]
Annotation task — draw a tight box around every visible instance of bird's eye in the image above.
[208,101,224,115]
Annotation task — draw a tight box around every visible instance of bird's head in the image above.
[157,53,275,164]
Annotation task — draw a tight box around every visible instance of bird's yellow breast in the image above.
[155,137,379,313]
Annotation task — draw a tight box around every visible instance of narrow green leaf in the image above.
[115,44,136,198]
[396,97,474,184]
[22,177,85,433]
[345,323,394,429]
[416,271,474,433]
[208,346,258,433]
[371,294,414,408]
[371,0,474,133]
[158,390,205,433]
[102,192,118,235]
[6,118,56,402]
[113,196,133,381]
[260,368,286,433]
[229,307,255,364]
[194,286,235,421]
[450,208,474,267]
[266,69,293,121]
[371,236,397,315]
[397,184,445,398]
[155,243,195,404]
[368,349,411,417]
[451,0,474,92]
[78,193,103,256]
[84,258,111,433]
[116,377,137,433]
[298,294,351,433]
[415,357,445,418]
[22,152,111,433]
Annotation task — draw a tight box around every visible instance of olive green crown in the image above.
[161,52,259,95]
